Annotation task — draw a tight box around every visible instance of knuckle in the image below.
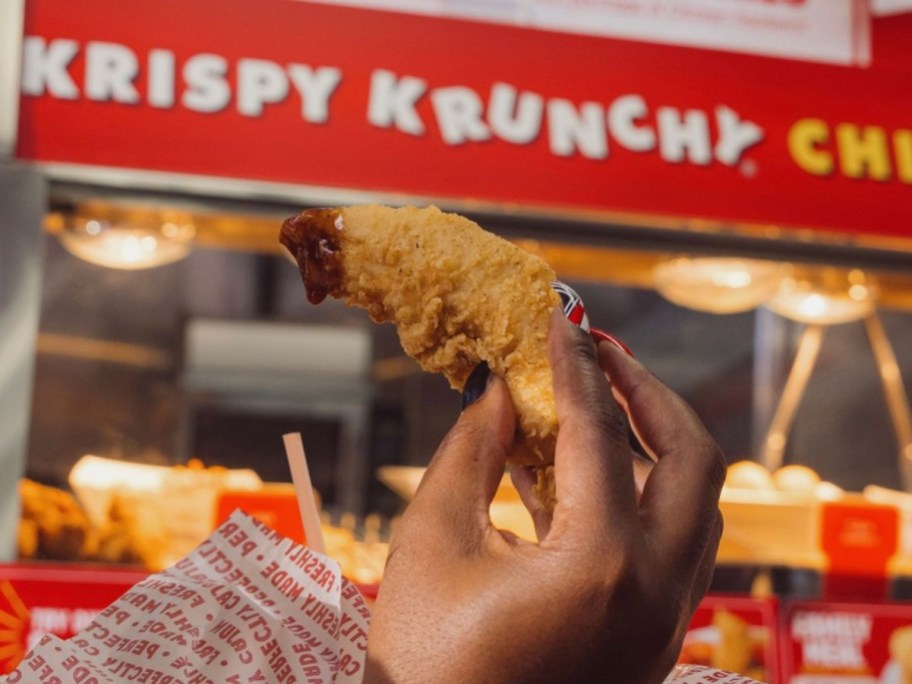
[568,325,599,364]
[552,327,629,446]
[701,439,728,496]
[658,437,723,494]
[588,401,629,446]
[691,507,724,558]
[437,418,485,454]
[552,326,599,377]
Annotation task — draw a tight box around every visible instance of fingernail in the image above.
[591,329,635,358]
[461,362,491,409]
[551,281,590,332]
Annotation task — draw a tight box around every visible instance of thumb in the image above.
[408,374,516,552]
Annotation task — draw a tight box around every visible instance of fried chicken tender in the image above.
[281,205,561,468]
[19,478,93,561]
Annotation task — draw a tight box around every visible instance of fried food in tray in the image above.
[281,205,561,470]
[18,478,163,568]
[93,495,166,568]
[18,478,93,561]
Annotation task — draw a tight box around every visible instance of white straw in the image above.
[283,433,327,555]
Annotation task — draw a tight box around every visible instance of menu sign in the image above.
[16,0,912,243]
[782,601,912,683]
[305,0,871,66]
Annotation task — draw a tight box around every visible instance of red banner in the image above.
[0,564,148,674]
[15,0,912,242]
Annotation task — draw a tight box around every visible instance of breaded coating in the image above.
[281,205,561,467]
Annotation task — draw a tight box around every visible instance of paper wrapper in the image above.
[1,510,759,684]
[665,665,764,683]
[1,511,369,684]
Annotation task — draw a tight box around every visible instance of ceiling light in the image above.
[766,267,878,325]
[58,205,196,270]
[653,257,784,314]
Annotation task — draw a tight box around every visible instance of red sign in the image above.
[781,601,912,683]
[820,501,899,602]
[15,0,912,242]
[215,489,307,545]
[679,595,779,684]
[0,564,147,674]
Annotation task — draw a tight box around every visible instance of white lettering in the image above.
[657,107,711,165]
[183,54,230,113]
[368,69,426,136]
[715,105,764,165]
[547,99,607,159]
[608,94,655,152]
[237,58,289,116]
[85,41,140,103]
[21,37,79,99]
[288,65,342,123]
[20,37,766,174]
[29,608,69,633]
[792,612,873,640]
[148,49,175,108]
[432,86,491,145]
[802,640,866,670]
[487,82,542,144]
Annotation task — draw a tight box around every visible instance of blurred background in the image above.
[2,1,912,679]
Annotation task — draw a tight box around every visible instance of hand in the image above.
[364,310,726,684]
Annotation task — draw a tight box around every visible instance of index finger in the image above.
[598,342,726,573]
[548,310,639,541]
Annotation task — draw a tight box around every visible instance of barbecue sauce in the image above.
[280,209,345,305]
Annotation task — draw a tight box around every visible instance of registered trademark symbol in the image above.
[740,159,758,177]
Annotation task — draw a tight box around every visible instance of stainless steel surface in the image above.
[761,323,825,471]
[0,164,46,561]
[180,319,373,514]
[43,162,411,213]
[865,312,912,490]
[752,306,789,460]
[757,310,912,483]
[0,0,25,158]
